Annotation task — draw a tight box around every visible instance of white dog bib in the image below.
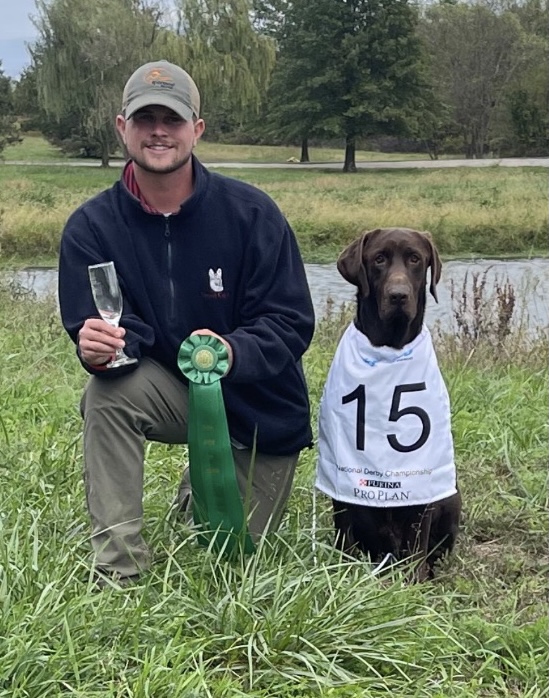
[316,323,457,507]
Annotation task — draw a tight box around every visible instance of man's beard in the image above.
[130,149,193,175]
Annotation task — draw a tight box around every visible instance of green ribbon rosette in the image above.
[177,334,255,556]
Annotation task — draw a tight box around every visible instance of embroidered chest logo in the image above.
[203,267,229,299]
[209,268,223,292]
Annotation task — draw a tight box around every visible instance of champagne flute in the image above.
[88,261,137,368]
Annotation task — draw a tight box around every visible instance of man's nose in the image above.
[150,118,169,134]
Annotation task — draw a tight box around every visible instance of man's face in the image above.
[116,105,205,175]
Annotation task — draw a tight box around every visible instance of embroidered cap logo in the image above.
[144,68,175,90]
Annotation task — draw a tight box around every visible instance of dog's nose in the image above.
[389,290,409,305]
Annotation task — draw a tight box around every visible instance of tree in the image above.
[13,65,67,141]
[32,0,164,165]
[411,99,460,160]
[421,1,532,158]
[257,41,333,159]
[502,0,549,155]
[259,0,426,171]
[248,0,339,159]
[12,67,39,127]
[0,62,21,156]
[164,0,276,137]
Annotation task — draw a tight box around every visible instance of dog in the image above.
[316,227,461,581]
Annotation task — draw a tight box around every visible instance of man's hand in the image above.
[78,318,126,366]
[191,329,233,374]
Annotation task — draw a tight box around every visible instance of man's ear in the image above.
[115,114,127,148]
[193,118,206,146]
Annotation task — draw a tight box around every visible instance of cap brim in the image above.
[124,94,194,121]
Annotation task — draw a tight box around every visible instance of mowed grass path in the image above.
[0,162,546,264]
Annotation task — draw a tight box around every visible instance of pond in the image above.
[5,258,549,334]
[307,258,549,334]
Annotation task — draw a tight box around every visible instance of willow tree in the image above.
[163,0,276,135]
[33,0,164,165]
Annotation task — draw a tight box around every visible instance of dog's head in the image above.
[337,228,441,347]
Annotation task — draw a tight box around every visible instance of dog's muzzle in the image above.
[381,279,416,319]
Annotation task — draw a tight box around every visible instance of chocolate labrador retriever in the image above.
[316,228,461,581]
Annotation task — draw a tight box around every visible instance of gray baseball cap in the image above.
[122,60,200,121]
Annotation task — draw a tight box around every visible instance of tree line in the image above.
[0,0,547,171]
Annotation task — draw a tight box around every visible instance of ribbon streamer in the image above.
[178,334,255,556]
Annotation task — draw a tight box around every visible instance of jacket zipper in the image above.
[164,215,176,322]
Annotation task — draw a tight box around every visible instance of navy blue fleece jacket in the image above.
[58,157,315,455]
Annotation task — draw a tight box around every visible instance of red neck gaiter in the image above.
[122,161,160,214]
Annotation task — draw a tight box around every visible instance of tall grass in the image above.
[0,278,547,696]
[0,165,546,264]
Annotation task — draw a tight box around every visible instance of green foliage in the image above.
[499,0,549,158]
[14,66,101,157]
[12,66,43,133]
[10,0,548,160]
[32,0,165,164]
[257,0,427,170]
[0,62,14,114]
[507,88,549,156]
[420,1,536,158]
[0,61,21,156]
[164,0,276,136]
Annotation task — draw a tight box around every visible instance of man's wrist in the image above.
[92,355,115,370]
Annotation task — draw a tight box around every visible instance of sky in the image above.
[0,0,40,78]
[0,0,178,80]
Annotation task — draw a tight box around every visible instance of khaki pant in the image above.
[81,358,299,577]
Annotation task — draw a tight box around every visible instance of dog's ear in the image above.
[422,231,442,302]
[337,230,378,296]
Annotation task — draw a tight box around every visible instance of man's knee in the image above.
[81,359,185,412]
[81,359,189,443]
[81,369,146,416]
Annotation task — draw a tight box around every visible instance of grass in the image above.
[0,163,546,265]
[2,133,445,164]
[0,279,547,696]
[196,141,448,164]
[2,133,71,162]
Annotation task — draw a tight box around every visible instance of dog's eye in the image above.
[374,254,385,265]
[410,254,421,264]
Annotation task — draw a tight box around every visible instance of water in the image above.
[7,267,59,299]
[308,258,549,333]
[4,259,549,333]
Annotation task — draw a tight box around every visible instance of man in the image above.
[58,60,315,585]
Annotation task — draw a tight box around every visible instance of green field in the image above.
[1,287,547,697]
[0,161,546,265]
[2,133,445,164]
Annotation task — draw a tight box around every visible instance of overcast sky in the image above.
[1,0,40,78]
[0,0,179,79]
